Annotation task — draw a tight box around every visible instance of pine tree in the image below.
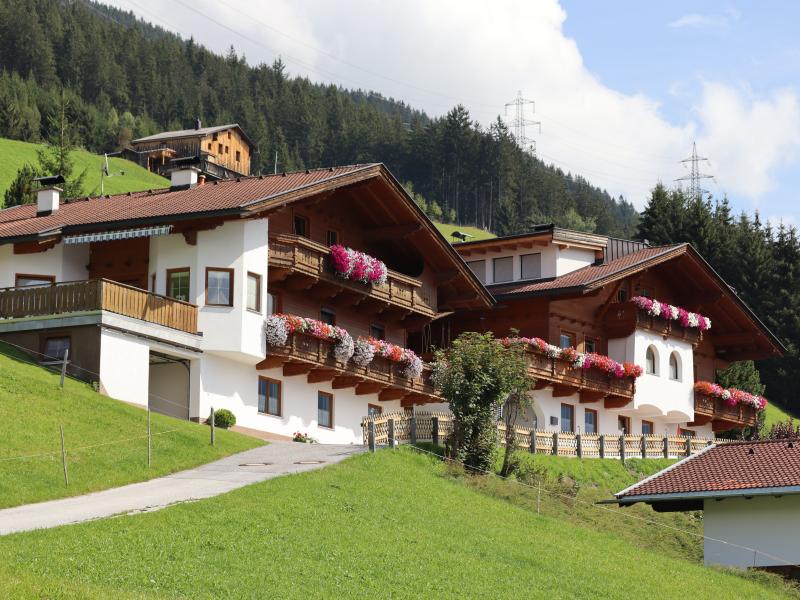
[2,163,39,207]
[35,90,86,199]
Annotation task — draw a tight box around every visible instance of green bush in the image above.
[210,408,236,429]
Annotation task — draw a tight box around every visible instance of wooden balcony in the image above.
[525,350,636,408]
[257,331,438,405]
[604,302,702,345]
[268,234,436,320]
[0,279,199,335]
[691,392,758,432]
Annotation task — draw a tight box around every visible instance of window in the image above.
[492,256,513,283]
[293,214,309,237]
[166,268,190,302]
[205,268,233,307]
[218,143,223,154]
[678,428,696,438]
[326,230,339,246]
[212,133,218,141]
[367,403,382,417]
[645,346,657,375]
[369,324,385,340]
[320,307,336,325]
[618,415,631,435]
[559,331,576,349]
[246,272,261,312]
[521,252,542,279]
[584,409,597,434]
[318,391,333,428]
[224,145,229,154]
[43,336,70,361]
[235,150,241,162]
[227,131,231,139]
[467,260,486,283]
[266,292,280,315]
[584,337,597,354]
[207,142,212,151]
[15,274,55,287]
[560,404,575,433]
[258,377,281,416]
[617,288,628,303]
[642,420,654,435]
[669,352,680,381]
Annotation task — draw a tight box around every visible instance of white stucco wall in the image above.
[704,494,800,568]
[0,242,89,286]
[99,329,150,407]
[464,243,595,286]
[196,354,401,444]
[555,247,595,276]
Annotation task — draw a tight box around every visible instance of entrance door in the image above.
[88,238,150,289]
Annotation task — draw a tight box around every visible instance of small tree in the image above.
[433,332,531,472]
[3,163,39,207]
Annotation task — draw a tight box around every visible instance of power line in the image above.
[675,141,715,200]
[504,90,541,155]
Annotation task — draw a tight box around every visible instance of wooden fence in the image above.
[361,411,725,459]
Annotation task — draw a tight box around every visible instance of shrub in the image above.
[210,408,236,429]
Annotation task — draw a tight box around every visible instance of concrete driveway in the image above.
[0,442,363,536]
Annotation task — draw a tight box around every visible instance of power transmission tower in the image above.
[675,142,714,199]
[504,90,541,155]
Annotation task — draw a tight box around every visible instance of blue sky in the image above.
[110,0,800,224]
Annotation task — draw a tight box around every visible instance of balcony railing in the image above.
[604,302,702,344]
[524,349,636,406]
[260,331,437,402]
[693,392,757,430]
[268,234,436,317]
[0,279,199,335]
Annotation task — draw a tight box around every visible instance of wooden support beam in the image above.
[332,375,363,389]
[285,275,317,292]
[255,355,284,370]
[595,280,623,320]
[182,230,198,246]
[283,362,314,377]
[355,382,386,395]
[401,393,429,407]
[13,239,57,254]
[307,369,337,383]
[579,390,606,404]
[687,415,713,427]
[533,380,550,391]
[378,388,406,401]
[551,384,577,398]
[604,396,632,409]
[267,268,291,284]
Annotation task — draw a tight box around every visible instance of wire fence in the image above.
[384,435,800,573]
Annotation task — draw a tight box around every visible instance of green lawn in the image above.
[764,401,797,430]
[434,221,496,242]
[0,137,168,202]
[0,343,262,508]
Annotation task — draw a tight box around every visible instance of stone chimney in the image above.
[33,175,65,216]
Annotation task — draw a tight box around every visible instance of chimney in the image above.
[195,117,202,130]
[33,175,65,216]
[170,167,200,190]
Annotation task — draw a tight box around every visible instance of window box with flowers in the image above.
[329,244,388,286]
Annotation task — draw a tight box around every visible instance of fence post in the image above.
[640,436,647,459]
[598,434,606,459]
[685,436,692,457]
[410,416,417,445]
[663,436,669,459]
[529,430,537,454]
[59,348,69,388]
[388,418,396,448]
[210,407,216,446]
[552,432,559,456]
[576,433,583,458]
[368,421,376,452]
[59,425,69,486]
[432,416,439,446]
[147,407,152,467]
[619,435,626,462]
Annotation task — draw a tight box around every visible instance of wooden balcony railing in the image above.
[693,392,757,431]
[604,302,702,344]
[525,350,635,406]
[268,234,436,317]
[0,279,199,335]
[259,331,437,402]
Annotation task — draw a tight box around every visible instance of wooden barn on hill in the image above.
[121,121,254,180]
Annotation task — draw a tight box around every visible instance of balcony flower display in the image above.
[631,296,712,332]
[351,337,376,367]
[694,380,767,411]
[329,244,388,286]
[365,337,424,379]
[264,314,354,362]
[501,336,642,380]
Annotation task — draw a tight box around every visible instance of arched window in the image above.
[669,352,680,381]
[645,346,657,375]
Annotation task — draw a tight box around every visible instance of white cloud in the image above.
[669,8,741,30]
[106,0,799,210]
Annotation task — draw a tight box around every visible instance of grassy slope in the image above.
[0,450,793,600]
[434,221,496,242]
[0,138,168,200]
[764,402,797,430]
[0,343,261,508]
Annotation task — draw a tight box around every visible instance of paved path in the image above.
[0,442,363,536]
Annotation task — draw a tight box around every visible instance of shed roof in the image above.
[132,123,254,148]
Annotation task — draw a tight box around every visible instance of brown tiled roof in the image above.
[489,244,686,296]
[0,165,376,241]
[617,439,800,500]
